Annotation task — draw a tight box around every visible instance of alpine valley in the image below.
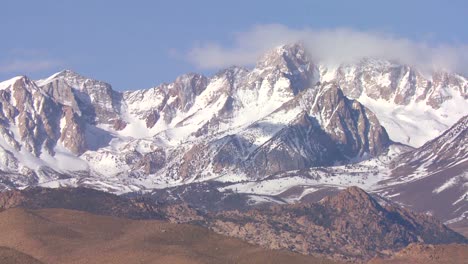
[0,43,466,263]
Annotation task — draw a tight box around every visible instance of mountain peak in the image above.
[320,186,382,212]
[35,69,85,87]
[256,42,312,69]
[0,75,37,91]
[36,69,111,92]
[53,69,100,85]
[55,69,82,78]
[341,186,372,199]
[253,42,319,95]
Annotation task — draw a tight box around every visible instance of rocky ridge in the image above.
[0,186,465,263]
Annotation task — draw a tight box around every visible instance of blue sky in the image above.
[1,0,467,90]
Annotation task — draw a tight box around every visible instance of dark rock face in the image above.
[133,149,166,174]
[60,106,87,155]
[112,119,127,130]
[145,110,160,128]
[309,84,390,157]
[243,113,343,175]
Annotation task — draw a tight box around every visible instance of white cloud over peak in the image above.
[187,24,468,75]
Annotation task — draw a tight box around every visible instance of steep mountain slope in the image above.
[321,59,467,147]
[376,115,468,225]
[0,75,89,184]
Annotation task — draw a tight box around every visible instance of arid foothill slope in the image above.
[0,207,335,264]
[369,243,468,264]
[0,186,465,263]
[0,247,44,264]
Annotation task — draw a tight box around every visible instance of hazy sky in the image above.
[1,0,467,90]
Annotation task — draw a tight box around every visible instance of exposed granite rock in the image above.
[206,187,466,262]
[0,186,465,263]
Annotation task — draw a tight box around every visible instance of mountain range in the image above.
[0,43,466,262]
[0,44,465,190]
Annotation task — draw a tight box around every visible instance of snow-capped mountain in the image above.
[320,58,467,147]
[0,43,466,197]
[0,44,385,191]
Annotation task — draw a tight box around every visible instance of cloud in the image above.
[0,59,62,74]
[187,24,468,75]
[0,49,63,75]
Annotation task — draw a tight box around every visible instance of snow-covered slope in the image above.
[375,115,468,224]
[320,59,468,147]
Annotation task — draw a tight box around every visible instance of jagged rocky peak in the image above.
[0,75,45,98]
[304,82,390,157]
[38,69,122,125]
[0,76,23,90]
[429,71,468,106]
[38,69,111,91]
[253,43,319,95]
[329,58,419,102]
[257,43,311,69]
[315,55,468,147]
[5,75,32,88]
[327,57,467,108]
[122,72,211,130]
[52,69,83,79]
[0,75,63,156]
[166,73,208,112]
